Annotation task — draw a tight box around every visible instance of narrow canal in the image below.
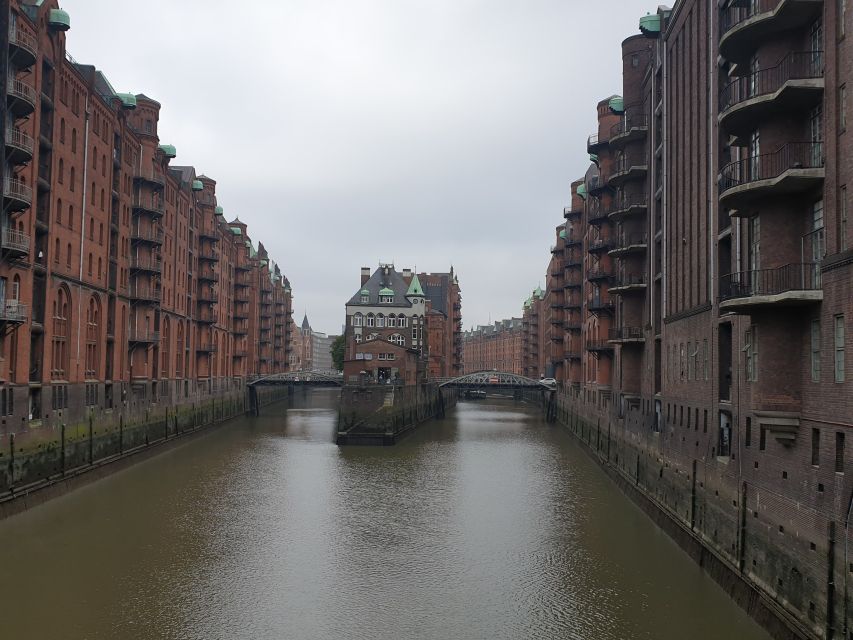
[0,392,772,640]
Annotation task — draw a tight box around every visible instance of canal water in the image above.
[0,391,771,640]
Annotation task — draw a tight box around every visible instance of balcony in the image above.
[719,52,824,136]
[132,197,165,218]
[233,323,248,335]
[587,133,608,154]
[609,114,648,148]
[564,236,583,248]
[608,155,648,188]
[607,196,648,221]
[133,171,166,190]
[6,126,34,164]
[198,290,219,304]
[128,284,161,303]
[1,228,30,258]
[130,226,164,245]
[564,256,582,268]
[198,269,219,283]
[565,350,582,360]
[588,205,610,226]
[233,306,249,319]
[7,77,36,117]
[199,247,220,262]
[609,232,648,256]
[128,330,160,345]
[565,322,582,332]
[587,268,613,283]
[563,206,582,220]
[4,177,33,212]
[608,327,645,344]
[199,229,219,242]
[564,299,582,310]
[0,300,27,325]
[196,343,217,353]
[129,255,162,274]
[197,308,216,324]
[719,142,824,211]
[589,237,615,254]
[719,0,824,68]
[9,28,38,68]
[586,339,615,354]
[234,292,250,303]
[609,274,648,295]
[588,298,615,314]
[588,173,610,196]
[719,263,822,312]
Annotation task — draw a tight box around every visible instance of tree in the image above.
[331,335,345,372]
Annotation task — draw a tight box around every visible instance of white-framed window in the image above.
[387,353,396,360]
[366,313,375,327]
[387,314,396,327]
[352,313,363,327]
[360,294,369,303]
[379,294,393,304]
[412,328,419,341]
[835,315,845,382]
[744,326,758,382]
[355,334,362,343]
[811,319,821,382]
[399,316,408,328]
[376,314,385,328]
[390,334,405,346]
[368,333,378,341]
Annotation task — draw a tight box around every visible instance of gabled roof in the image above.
[346,265,414,307]
[406,273,424,297]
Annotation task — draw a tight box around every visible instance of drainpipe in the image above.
[844,489,853,638]
[77,95,91,373]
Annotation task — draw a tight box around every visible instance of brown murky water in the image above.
[0,392,771,639]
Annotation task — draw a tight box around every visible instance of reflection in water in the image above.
[0,391,770,640]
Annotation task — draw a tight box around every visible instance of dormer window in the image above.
[360,294,369,303]
[380,295,393,303]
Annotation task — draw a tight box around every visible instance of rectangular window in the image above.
[841,0,847,37]
[835,315,845,382]
[745,417,752,447]
[759,425,767,451]
[836,432,845,473]
[811,319,821,382]
[812,428,821,466]
[841,186,848,252]
[744,326,758,382]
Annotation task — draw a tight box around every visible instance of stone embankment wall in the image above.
[337,383,457,445]
[0,386,257,519]
[553,391,851,640]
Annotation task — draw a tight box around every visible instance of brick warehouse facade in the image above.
[541,4,852,639]
[0,2,294,440]
[462,317,524,375]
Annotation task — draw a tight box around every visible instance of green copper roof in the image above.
[589,153,599,164]
[608,96,624,114]
[406,273,424,297]
[559,229,567,240]
[360,288,370,295]
[214,205,224,216]
[534,286,543,299]
[577,183,588,200]
[48,9,71,31]
[229,227,242,236]
[640,13,661,37]
[249,245,258,258]
[159,144,177,158]
[284,285,291,293]
[379,287,394,296]
[117,93,137,109]
[191,179,203,191]
[260,258,268,267]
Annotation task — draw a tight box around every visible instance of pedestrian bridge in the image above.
[437,371,552,390]
[248,371,344,387]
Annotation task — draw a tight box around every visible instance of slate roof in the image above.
[347,265,417,307]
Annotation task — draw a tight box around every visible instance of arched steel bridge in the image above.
[248,370,344,386]
[437,370,552,390]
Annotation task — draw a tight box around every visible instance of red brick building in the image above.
[541,4,852,637]
[462,318,524,375]
[418,269,463,378]
[0,1,293,431]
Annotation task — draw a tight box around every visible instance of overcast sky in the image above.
[63,0,644,335]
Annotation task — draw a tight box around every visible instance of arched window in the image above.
[100,189,105,210]
[390,334,405,346]
[387,314,396,328]
[70,167,76,191]
[399,316,408,328]
[54,238,59,262]
[66,243,71,267]
[58,158,64,184]
[71,128,77,153]
[161,317,171,379]
[376,314,385,328]
[51,287,71,379]
[97,257,102,279]
[88,253,93,276]
[92,147,97,169]
[68,205,73,230]
[85,296,99,379]
[59,118,66,143]
[366,313,375,327]
[352,313,363,327]
[102,155,106,178]
[56,198,62,225]
[91,182,96,205]
[176,322,184,378]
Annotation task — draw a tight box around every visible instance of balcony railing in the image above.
[719,142,824,196]
[587,269,613,282]
[588,297,615,313]
[610,274,648,292]
[129,255,162,273]
[610,232,648,254]
[128,285,161,302]
[609,114,648,144]
[0,300,27,323]
[9,28,38,66]
[587,133,608,153]
[609,327,645,342]
[7,77,37,114]
[719,262,821,302]
[6,126,34,162]
[132,197,165,217]
[130,226,164,244]
[589,237,615,253]
[1,228,30,255]
[607,195,648,220]
[128,330,160,344]
[133,170,166,189]
[720,51,823,115]
[720,0,818,42]
[563,206,582,219]
[586,339,615,352]
[4,177,33,209]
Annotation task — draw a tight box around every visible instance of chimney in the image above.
[360,267,370,286]
[402,268,412,285]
